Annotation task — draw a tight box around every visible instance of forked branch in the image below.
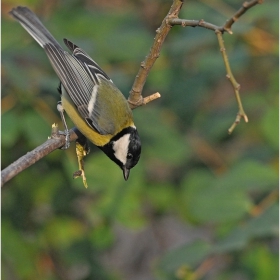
[166,0,262,132]
[128,0,184,108]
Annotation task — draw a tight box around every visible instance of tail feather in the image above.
[9,6,61,49]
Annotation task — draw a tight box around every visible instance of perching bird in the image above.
[9,6,141,180]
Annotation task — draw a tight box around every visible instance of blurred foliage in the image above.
[1,0,278,280]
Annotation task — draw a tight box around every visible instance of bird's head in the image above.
[100,126,141,180]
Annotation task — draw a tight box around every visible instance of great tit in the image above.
[10,6,141,180]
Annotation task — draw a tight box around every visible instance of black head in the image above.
[100,126,141,180]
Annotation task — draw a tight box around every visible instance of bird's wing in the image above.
[45,40,130,135]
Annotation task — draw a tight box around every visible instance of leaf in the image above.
[182,169,252,224]
[241,244,279,280]
[217,160,278,192]
[214,227,251,253]
[157,240,211,275]
[214,204,279,254]
[246,204,279,238]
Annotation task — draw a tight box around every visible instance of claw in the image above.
[74,141,89,188]
[58,130,70,150]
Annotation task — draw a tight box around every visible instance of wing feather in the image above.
[45,44,92,119]
[10,7,130,135]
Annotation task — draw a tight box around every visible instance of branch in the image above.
[168,0,262,133]
[168,18,225,32]
[128,0,184,109]
[1,125,78,187]
[168,0,263,34]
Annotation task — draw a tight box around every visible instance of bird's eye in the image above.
[127,153,133,159]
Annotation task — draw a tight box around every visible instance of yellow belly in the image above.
[61,94,112,147]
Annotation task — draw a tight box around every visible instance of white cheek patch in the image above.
[113,133,130,165]
[87,85,98,114]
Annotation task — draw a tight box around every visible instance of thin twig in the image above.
[223,0,264,34]
[250,189,279,217]
[142,92,161,106]
[168,18,225,32]
[1,125,78,186]
[215,30,248,134]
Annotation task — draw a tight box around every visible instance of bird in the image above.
[9,6,141,181]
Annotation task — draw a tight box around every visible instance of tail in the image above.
[9,6,61,49]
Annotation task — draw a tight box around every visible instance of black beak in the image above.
[123,167,130,181]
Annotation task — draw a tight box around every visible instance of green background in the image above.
[2,0,278,279]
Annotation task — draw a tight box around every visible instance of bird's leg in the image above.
[72,128,90,188]
[57,101,70,149]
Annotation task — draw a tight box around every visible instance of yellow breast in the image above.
[61,94,112,146]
